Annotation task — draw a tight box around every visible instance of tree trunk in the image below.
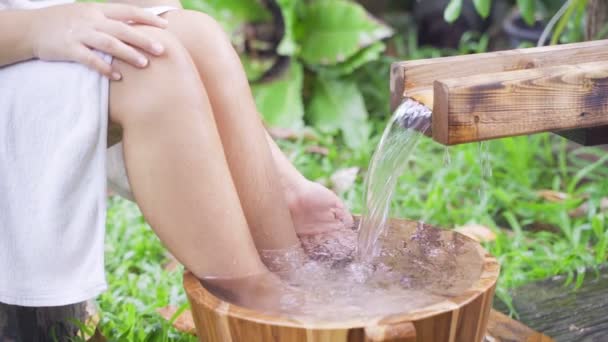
[0,302,87,342]
[586,0,608,40]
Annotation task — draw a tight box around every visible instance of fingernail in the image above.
[112,72,122,81]
[159,18,169,26]
[152,43,164,55]
[137,56,148,67]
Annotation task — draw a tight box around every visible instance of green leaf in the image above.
[517,0,536,26]
[252,61,304,128]
[296,0,393,66]
[473,0,492,19]
[550,0,577,45]
[314,42,386,77]
[444,0,463,23]
[308,78,370,149]
[276,0,299,56]
[181,0,270,35]
[240,54,275,81]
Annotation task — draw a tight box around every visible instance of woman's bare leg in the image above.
[144,11,302,253]
[163,10,354,236]
[108,25,268,279]
[263,132,354,234]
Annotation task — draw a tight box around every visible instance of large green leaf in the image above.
[473,0,492,19]
[308,78,370,149]
[296,0,393,66]
[314,42,386,77]
[276,0,299,56]
[252,61,304,128]
[517,0,536,26]
[444,0,463,23]
[181,0,270,35]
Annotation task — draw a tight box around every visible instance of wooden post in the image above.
[0,302,87,342]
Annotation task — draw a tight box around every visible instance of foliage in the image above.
[444,0,464,23]
[549,0,588,44]
[443,0,589,46]
[182,0,392,149]
[516,0,536,25]
[308,77,370,148]
[251,62,304,128]
[99,199,195,341]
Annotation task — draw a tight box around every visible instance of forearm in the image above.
[0,10,38,67]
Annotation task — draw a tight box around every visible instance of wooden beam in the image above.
[431,61,608,145]
[493,264,608,341]
[486,310,554,342]
[391,39,608,109]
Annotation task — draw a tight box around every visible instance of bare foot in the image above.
[287,180,354,236]
[299,227,357,267]
[200,271,302,313]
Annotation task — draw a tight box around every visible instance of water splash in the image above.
[203,221,483,323]
[357,99,432,262]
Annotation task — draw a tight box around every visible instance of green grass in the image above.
[100,198,196,342]
[101,129,608,340]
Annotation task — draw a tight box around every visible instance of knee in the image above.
[164,10,235,58]
[110,26,205,126]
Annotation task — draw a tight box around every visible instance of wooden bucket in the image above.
[183,218,500,342]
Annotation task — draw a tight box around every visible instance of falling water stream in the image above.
[357,99,432,261]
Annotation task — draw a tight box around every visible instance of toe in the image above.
[333,206,355,229]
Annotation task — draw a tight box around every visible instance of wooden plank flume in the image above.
[391,39,608,145]
[184,218,500,342]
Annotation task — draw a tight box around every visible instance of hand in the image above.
[30,3,168,80]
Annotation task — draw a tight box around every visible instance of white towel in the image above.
[0,2,175,306]
[0,51,111,307]
[0,0,72,9]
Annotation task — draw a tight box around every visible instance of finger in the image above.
[71,45,118,80]
[97,20,164,56]
[82,31,149,69]
[100,4,169,28]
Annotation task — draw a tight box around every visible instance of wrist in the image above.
[25,9,43,60]
[0,9,45,67]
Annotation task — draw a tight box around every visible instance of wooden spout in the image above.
[391,40,608,146]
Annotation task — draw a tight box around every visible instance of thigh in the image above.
[107,5,182,148]
[108,24,205,128]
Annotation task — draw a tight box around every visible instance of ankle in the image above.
[282,178,309,206]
